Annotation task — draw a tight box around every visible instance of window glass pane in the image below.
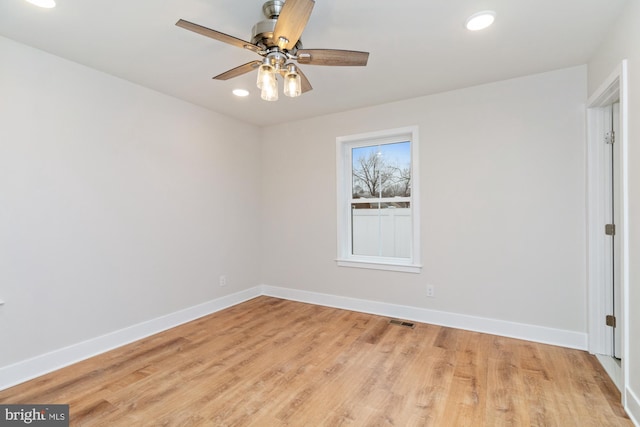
[352,141,411,199]
[351,202,411,258]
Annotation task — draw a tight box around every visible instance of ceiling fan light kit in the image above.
[176,0,369,101]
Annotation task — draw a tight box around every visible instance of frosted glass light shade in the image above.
[257,63,274,89]
[284,72,301,98]
[260,74,278,101]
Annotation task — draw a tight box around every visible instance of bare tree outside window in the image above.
[352,141,411,199]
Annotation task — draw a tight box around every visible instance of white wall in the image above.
[0,36,262,368]
[588,0,640,422]
[261,66,587,334]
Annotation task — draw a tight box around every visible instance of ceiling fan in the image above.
[176,0,369,100]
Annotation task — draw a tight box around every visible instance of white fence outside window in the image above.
[351,208,411,258]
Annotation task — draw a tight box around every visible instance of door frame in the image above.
[586,60,629,395]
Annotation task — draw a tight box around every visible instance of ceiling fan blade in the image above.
[176,19,261,53]
[297,67,313,93]
[213,60,262,80]
[273,0,315,51]
[297,49,369,66]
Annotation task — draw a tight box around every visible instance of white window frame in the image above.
[336,126,421,273]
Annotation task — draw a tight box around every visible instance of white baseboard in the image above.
[260,285,588,350]
[0,284,589,392]
[627,387,640,427]
[0,287,261,391]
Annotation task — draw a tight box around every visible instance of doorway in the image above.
[586,61,628,394]
[603,102,622,361]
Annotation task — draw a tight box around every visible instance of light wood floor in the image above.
[0,296,632,426]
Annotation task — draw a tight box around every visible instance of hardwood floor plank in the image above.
[0,297,632,426]
[441,332,488,427]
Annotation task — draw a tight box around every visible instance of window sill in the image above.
[336,259,422,274]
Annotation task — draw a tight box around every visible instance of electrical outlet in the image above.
[219,275,227,287]
[0,299,4,306]
[426,285,435,298]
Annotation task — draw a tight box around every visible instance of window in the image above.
[336,126,421,273]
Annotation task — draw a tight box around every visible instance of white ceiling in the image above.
[0,0,628,126]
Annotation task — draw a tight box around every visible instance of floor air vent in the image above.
[389,319,415,328]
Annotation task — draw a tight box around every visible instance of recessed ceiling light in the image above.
[25,0,56,8]
[465,11,495,31]
[232,89,249,97]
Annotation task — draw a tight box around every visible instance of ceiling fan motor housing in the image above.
[252,0,302,51]
[262,0,284,18]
